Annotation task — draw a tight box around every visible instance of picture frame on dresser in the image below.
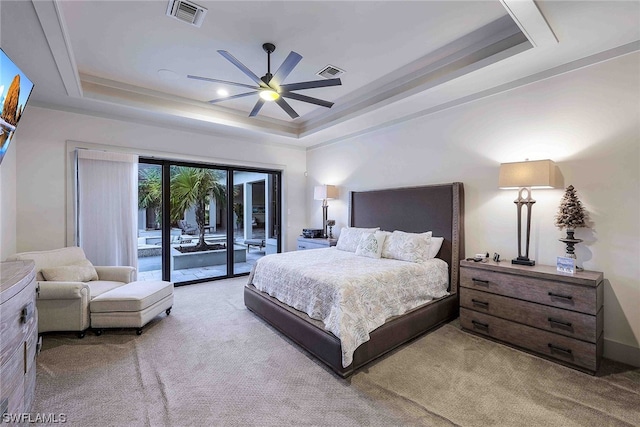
[459,259,604,374]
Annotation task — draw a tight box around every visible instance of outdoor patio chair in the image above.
[178,220,198,235]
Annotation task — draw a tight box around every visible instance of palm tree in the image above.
[138,167,162,229]
[170,167,226,250]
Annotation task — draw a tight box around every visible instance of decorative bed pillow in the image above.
[429,237,445,259]
[41,259,99,282]
[382,230,432,262]
[336,227,380,252]
[355,231,387,259]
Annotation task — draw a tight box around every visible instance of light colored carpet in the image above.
[34,278,640,427]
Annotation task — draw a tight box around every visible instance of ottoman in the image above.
[90,280,174,335]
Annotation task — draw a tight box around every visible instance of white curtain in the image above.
[76,149,138,269]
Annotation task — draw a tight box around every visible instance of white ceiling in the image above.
[1,1,639,148]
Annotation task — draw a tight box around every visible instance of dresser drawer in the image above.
[460,287,602,343]
[0,280,36,366]
[297,238,336,250]
[461,308,601,372]
[460,267,599,315]
[0,345,25,415]
[297,242,324,250]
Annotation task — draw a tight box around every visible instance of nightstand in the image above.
[296,237,337,250]
[459,260,604,374]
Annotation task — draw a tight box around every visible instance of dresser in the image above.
[459,260,603,374]
[0,261,38,416]
[296,237,337,250]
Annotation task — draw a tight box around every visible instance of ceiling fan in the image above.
[187,43,342,119]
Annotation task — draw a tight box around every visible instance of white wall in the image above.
[0,134,18,260]
[12,107,306,254]
[307,52,640,365]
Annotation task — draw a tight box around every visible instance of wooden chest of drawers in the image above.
[459,260,603,374]
[1,261,38,416]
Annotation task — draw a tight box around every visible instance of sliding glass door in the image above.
[169,165,229,283]
[232,171,280,274]
[137,163,164,281]
[137,158,281,285]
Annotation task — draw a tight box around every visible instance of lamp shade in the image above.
[499,159,557,189]
[314,184,338,200]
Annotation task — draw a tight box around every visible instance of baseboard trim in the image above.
[604,338,640,367]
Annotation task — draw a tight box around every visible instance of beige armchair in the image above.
[8,247,136,338]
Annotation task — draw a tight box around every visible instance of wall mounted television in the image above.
[0,48,34,165]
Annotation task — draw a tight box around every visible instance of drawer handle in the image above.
[21,302,35,323]
[471,299,489,308]
[548,292,573,301]
[548,317,572,327]
[471,320,489,330]
[548,343,573,355]
[472,278,490,286]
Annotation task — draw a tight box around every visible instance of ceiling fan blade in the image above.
[187,75,259,90]
[270,51,303,90]
[279,78,341,91]
[217,50,267,88]
[249,99,265,117]
[281,92,334,108]
[208,91,258,104]
[275,97,299,119]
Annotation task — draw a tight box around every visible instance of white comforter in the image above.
[248,247,449,367]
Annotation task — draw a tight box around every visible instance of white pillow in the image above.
[429,237,445,259]
[355,231,387,259]
[382,230,432,262]
[336,227,380,252]
[41,259,98,282]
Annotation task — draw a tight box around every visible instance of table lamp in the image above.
[314,185,338,238]
[499,159,557,266]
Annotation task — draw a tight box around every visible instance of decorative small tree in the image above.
[555,185,589,261]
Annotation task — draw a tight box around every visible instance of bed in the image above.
[244,182,464,377]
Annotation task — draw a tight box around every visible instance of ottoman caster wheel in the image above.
[94,329,103,337]
[77,331,86,339]
[136,328,143,336]
[166,307,172,316]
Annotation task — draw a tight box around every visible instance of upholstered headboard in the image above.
[349,182,464,293]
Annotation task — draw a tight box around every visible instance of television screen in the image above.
[0,48,34,165]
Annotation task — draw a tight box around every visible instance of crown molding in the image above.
[32,0,82,97]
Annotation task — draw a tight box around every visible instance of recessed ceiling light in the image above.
[217,89,229,97]
[157,69,179,80]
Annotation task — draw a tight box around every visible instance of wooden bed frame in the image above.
[244,182,465,377]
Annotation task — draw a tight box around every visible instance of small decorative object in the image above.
[555,185,589,269]
[557,256,575,274]
[326,219,336,239]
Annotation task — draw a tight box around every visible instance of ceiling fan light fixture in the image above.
[259,89,280,101]
[188,43,342,118]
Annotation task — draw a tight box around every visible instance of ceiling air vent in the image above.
[166,0,207,27]
[316,65,345,79]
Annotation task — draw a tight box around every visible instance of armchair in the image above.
[7,247,136,338]
[178,219,198,235]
